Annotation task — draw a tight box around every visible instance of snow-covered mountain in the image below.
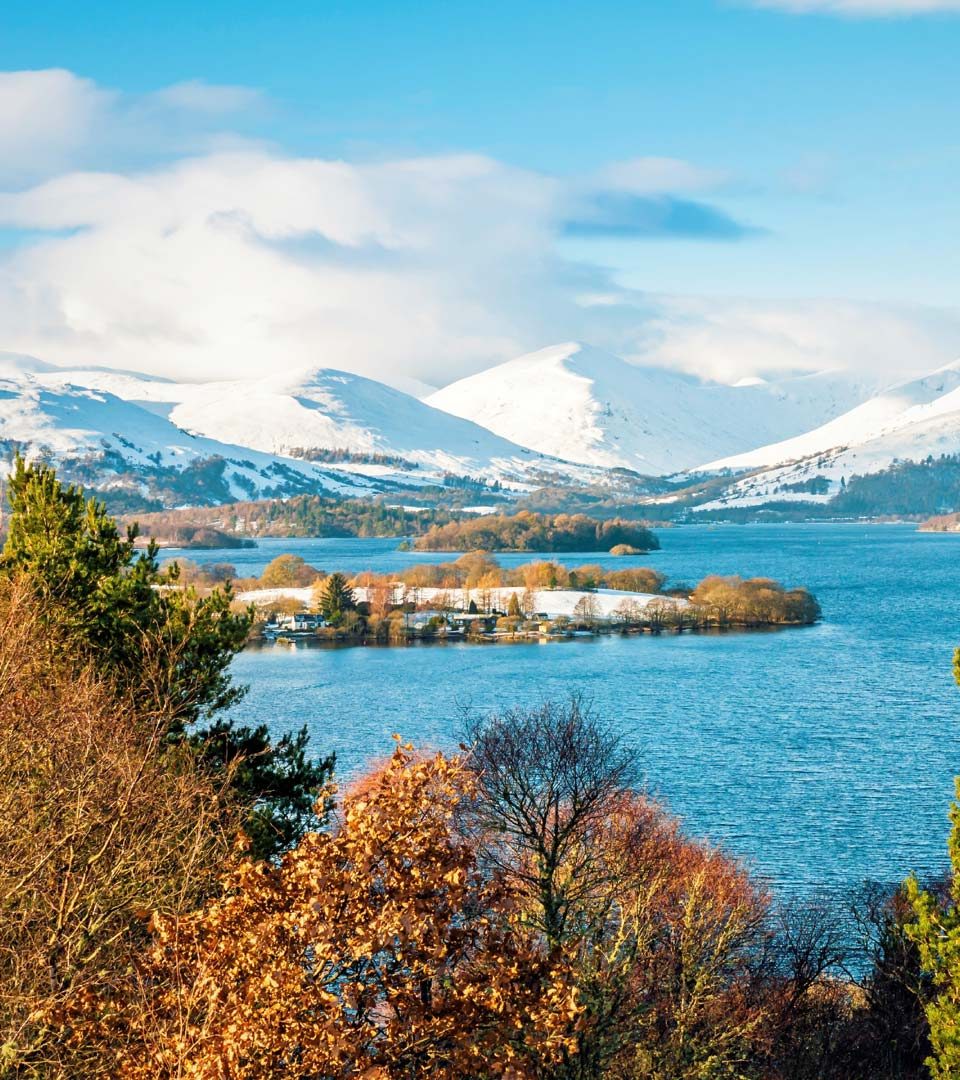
[702,362,960,473]
[692,361,960,510]
[0,369,403,504]
[5,343,960,516]
[426,342,878,475]
[30,361,587,481]
[0,356,600,507]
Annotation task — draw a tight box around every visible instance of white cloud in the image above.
[149,79,263,115]
[750,0,960,14]
[0,69,269,184]
[632,295,960,383]
[0,69,956,392]
[0,70,113,180]
[0,150,581,386]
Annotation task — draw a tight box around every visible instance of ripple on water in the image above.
[211,523,959,895]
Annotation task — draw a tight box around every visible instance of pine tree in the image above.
[1,458,333,859]
[507,592,522,618]
[317,572,356,625]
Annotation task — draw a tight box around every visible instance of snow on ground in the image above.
[237,583,682,619]
[237,587,315,606]
[29,360,598,487]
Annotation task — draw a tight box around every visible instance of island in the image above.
[134,525,256,549]
[218,552,820,647]
[411,511,660,553]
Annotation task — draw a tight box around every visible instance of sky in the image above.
[0,0,958,389]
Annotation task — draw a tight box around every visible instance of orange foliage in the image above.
[77,746,581,1078]
[690,575,821,626]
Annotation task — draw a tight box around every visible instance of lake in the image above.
[166,523,960,897]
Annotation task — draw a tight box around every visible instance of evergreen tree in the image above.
[1,458,333,859]
[317,572,356,625]
[907,654,960,1078]
[507,592,522,618]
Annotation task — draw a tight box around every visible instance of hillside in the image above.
[919,512,960,533]
[0,371,408,508]
[692,364,960,513]
[33,362,595,487]
[426,341,878,474]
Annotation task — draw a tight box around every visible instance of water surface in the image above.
[169,524,960,895]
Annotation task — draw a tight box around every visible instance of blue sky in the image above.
[0,0,957,385]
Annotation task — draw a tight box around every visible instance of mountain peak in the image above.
[426,342,861,473]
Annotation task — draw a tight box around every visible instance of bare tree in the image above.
[461,695,638,948]
[572,593,600,624]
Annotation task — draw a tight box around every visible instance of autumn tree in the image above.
[690,576,820,628]
[573,593,600,623]
[454,549,500,586]
[360,575,397,620]
[605,567,666,594]
[461,697,773,1078]
[569,564,604,590]
[75,745,581,1078]
[259,553,323,588]
[612,598,644,625]
[523,559,562,591]
[0,581,239,1076]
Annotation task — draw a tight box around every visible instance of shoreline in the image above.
[247,620,808,651]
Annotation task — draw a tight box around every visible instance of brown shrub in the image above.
[0,581,239,1077]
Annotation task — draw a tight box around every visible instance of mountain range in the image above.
[1,344,959,516]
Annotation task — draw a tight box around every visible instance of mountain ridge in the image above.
[426,341,882,474]
[3,344,960,517]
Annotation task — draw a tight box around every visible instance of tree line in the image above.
[176,552,821,635]
[124,495,462,543]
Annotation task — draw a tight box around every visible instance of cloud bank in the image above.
[0,69,956,391]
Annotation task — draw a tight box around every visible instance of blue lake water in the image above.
[166,524,960,897]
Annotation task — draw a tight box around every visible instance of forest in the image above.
[125,494,461,541]
[2,458,960,1079]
